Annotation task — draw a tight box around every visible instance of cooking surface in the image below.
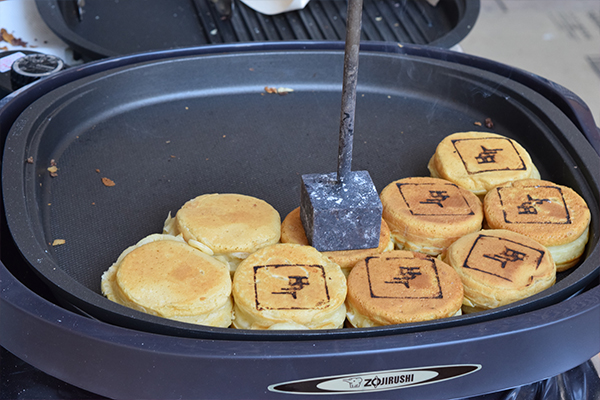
[3,45,599,340]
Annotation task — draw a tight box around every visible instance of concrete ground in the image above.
[460,0,599,128]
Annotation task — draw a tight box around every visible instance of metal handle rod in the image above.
[337,0,364,183]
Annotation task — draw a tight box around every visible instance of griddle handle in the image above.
[337,0,364,183]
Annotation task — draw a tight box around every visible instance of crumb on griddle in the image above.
[102,177,116,187]
[52,239,66,246]
[485,118,494,129]
[474,121,482,126]
[26,156,34,164]
[264,86,294,95]
[47,159,58,176]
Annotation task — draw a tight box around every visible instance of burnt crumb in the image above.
[485,118,494,129]
[0,28,28,47]
[50,159,57,166]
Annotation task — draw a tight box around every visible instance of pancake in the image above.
[280,207,394,275]
[380,177,483,256]
[346,250,463,327]
[163,193,281,273]
[483,179,591,271]
[101,234,233,327]
[428,131,540,196]
[442,229,556,313]
[232,243,347,330]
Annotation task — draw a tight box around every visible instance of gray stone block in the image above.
[300,170,382,252]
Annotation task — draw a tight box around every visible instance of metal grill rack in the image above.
[196,0,460,44]
[37,0,478,61]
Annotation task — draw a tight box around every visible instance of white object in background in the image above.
[0,0,80,66]
[240,0,310,15]
[0,52,26,73]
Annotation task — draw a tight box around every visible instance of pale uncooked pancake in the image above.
[163,193,281,273]
[101,234,233,327]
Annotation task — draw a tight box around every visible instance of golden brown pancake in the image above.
[163,193,281,273]
[380,177,483,256]
[443,229,556,313]
[483,179,590,271]
[346,250,463,327]
[428,131,540,196]
[101,234,233,327]
[232,243,347,330]
[280,207,394,274]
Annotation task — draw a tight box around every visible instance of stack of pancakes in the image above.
[483,179,590,271]
[379,177,483,256]
[100,130,591,329]
[232,243,347,330]
[163,193,281,274]
[346,251,463,327]
[101,234,233,327]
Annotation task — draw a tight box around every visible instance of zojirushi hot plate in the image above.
[1,42,599,399]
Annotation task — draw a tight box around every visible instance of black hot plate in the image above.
[1,42,599,399]
[2,41,599,340]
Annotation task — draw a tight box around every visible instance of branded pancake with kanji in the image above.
[101,234,233,327]
[163,193,281,273]
[346,250,463,327]
[380,177,483,256]
[231,243,347,330]
[483,179,590,271]
[280,207,394,275]
[428,131,540,196]
[442,229,556,313]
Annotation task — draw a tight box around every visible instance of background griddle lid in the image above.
[35,0,480,61]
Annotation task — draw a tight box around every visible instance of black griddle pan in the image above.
[3,42,599,341]
[36,0,479,61]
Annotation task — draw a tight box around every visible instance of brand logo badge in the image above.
[268,364,481,395]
